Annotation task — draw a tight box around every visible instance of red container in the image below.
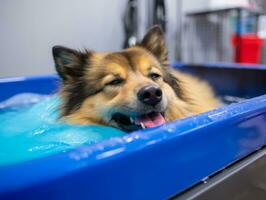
[231,34,264,64]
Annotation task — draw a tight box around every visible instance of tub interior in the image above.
[176,64,266,99]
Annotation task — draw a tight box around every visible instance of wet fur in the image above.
[53,26,220,131]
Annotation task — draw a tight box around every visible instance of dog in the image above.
[52,26,220,132]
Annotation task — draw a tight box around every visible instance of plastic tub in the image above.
[0,63,266,200]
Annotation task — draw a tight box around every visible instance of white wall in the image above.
[0,0,127,77]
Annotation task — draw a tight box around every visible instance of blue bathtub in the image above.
[0,63,266,199]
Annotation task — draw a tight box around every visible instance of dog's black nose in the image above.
[137,85,162,106]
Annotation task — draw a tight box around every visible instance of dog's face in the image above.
[53,26,185,132]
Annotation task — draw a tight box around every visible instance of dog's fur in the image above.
[52,26,220,132]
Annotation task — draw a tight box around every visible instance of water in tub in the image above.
[0,94,125,166]
[0,93,244,166]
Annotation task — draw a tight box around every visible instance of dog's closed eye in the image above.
[102,74,125,87]
[148,72,161,81]
[106,78,124,86]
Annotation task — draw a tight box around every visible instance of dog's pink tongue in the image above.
[135,112,165,128]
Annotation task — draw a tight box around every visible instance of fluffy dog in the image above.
[52,26,220,132]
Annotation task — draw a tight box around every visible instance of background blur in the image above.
[0,0,265,77]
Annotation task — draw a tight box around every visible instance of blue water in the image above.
[0,94,125,166]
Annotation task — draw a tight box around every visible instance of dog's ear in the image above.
[140,25,168,64]
[52,46,89,82]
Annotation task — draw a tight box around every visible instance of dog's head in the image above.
[53,26,186,132]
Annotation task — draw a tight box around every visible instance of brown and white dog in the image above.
[52,26,220,132]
